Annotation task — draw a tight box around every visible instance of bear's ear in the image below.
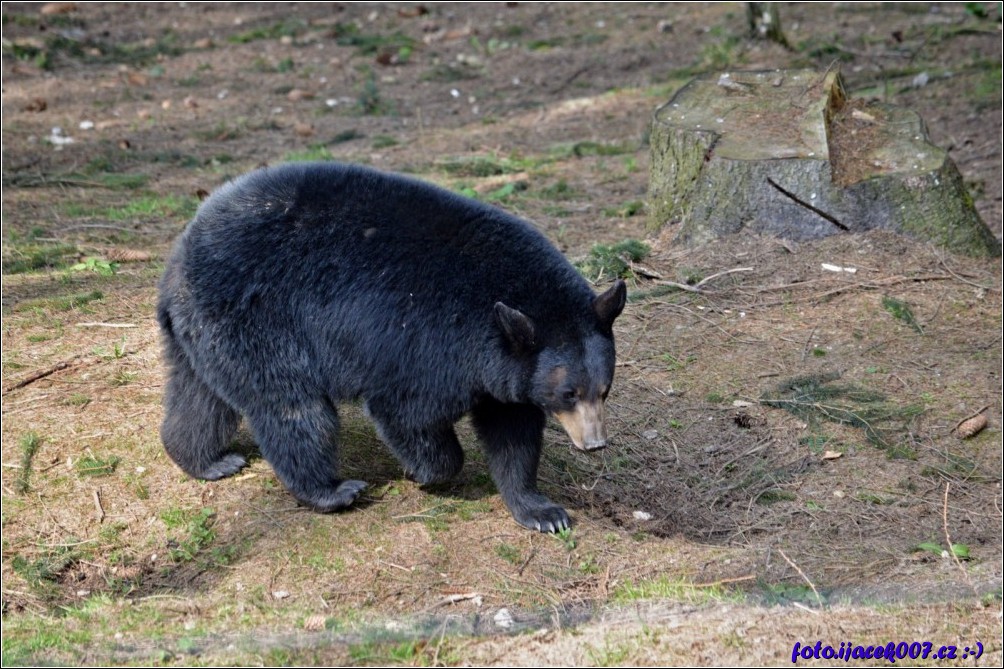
[494,302,537,353]
[593,279,627,330]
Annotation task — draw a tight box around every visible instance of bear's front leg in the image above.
[471,398,570,533]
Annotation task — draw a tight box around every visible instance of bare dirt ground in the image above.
[2,2,1001,665]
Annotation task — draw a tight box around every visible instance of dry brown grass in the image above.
[2,2,1000,665]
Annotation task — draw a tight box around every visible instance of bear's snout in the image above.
[554,400,608,452]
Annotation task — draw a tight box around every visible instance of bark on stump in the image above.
[648,68,1000,257]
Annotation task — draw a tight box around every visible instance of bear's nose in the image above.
[582,438,606,451]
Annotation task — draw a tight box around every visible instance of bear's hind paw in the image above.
[200,453,248,480]
[302,479,369,513]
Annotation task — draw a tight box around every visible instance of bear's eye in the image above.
[562,389,577,403]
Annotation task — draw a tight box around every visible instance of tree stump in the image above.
[648,68,1000,256]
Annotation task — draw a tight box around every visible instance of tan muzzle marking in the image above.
[554,400,607,451]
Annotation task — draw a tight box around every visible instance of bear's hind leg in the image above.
[471,398,570,533]
[246,399,366,512]
[366,402,464,485]
[161,340,245,480]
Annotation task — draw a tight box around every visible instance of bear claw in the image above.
[516,505,570,534]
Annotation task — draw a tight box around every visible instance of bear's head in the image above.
[495,280,626,451]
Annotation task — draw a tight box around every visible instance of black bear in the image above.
[157,162,626,532]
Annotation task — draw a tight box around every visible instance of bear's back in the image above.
[183,162,594,330]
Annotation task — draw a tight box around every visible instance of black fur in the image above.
[157,162,625,531]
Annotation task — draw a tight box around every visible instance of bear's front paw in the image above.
[301,479,368,513]
[515,504,571,534]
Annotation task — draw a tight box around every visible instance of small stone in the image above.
[494,608,513,628]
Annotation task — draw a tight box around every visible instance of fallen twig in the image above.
[76,322,138,328]
[692,574,756,588]
[3,357,81,394]
[943,483,978,598]
[654,267,754,293]
[779,548,824,607]
[93,489,105,523]
[750,274,959,308]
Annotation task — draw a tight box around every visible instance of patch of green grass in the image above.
[161,507,217,562]
[2,38,50,69]
[284,145,335,162]
[758,581,820,605]
[799,434,831,454]
[796,37,856,64]
[577,239,650,281]
[602,200,644,218]
[330,23,416,56]
[401,499,491,531]
[438,154,532,177]
[330,128,366,144]
[421,63,480,82]
[586,640,633,666]
[538,178,576,201]
[496,543,521,565]
[882,295,923,334]
[1,626,92,665]
[65,193,197,223]
[228,18,308,44]
[565,140,635,158]
[700,33,743,69]
[484,180,528,202]
[15,432,42,494]
[855,492,892,505]
[196,119,249,142]
[613,575,737,604]
[761,372,924,456]
[11,544,80,591]
[756,489,797,505]
[95,338,128,360]
[92,172,150,189]
[111,370,138,386]
[348,638,426,664]
[372,135,399,149]
[75,454,121,478]
[555,527,576,550]
[34,32,183,71]
[972,63,1002,110]
[919,451,992,482]
[2,242,79,274]
[659,353,697,371]
[39,289,105,313]
[356,70,393,116]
